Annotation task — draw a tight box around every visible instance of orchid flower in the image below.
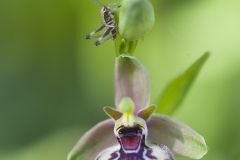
[68,0,208,159]
[67,54,208,160]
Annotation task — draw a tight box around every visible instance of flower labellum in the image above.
[97,97,175,160]
[119,0,155,40]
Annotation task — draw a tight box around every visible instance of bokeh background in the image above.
[0,0,240,159]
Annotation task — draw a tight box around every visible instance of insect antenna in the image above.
[95,0,106,7]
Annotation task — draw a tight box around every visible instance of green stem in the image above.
[113,3,138,56]
[114,33,138,56]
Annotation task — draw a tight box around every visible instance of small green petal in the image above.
[103,106,122,120]
[137,104,156,120]
[67,119,117,160]
[148,114,208,159]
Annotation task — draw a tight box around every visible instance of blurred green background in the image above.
[0,0,239,159]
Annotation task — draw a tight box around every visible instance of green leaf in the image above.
[148,114,208,159]
[67,119,117,160]
[156,52,210,114]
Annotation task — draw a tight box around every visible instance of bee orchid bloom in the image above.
[67,54,207,160]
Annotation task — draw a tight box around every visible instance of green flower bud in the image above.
[119,0,155,40]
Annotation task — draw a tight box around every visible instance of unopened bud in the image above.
[119,0,155,40]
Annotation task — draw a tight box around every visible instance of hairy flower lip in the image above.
[120,135,142,150]
[118,126,143,151]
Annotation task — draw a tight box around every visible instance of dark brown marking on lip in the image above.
[106,146,158,160]
[146,149,157,159]
[117,125,124,131]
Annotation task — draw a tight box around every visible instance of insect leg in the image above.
[95,27,113,46]
[95,33,115,46]
[85,23,105,39]
[111,29,117,39]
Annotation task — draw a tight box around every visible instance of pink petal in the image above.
[115,54,150,111]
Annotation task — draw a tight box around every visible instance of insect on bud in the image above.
[119,0,155,40]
